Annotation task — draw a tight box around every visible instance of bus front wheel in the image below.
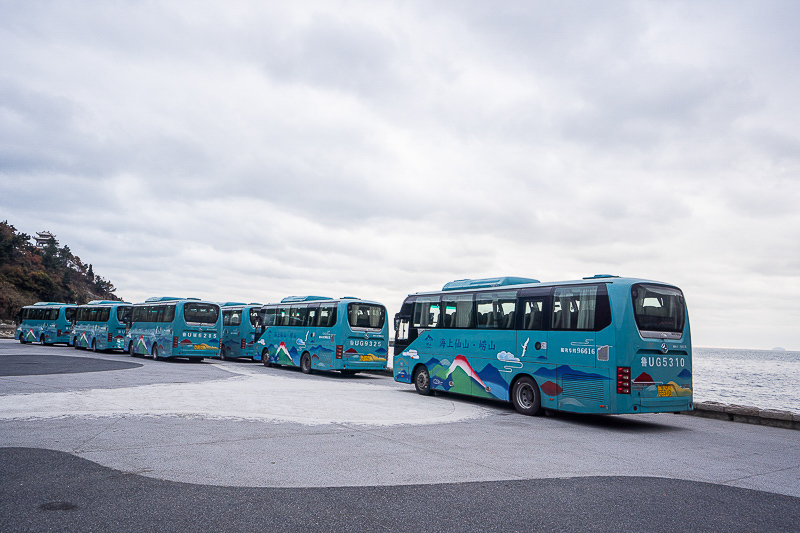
[19,335,26,345]
[511,376,541,416]
[413,366,432,396]
[300,353,312,374]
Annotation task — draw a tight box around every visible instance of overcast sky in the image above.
[1,1,798,350]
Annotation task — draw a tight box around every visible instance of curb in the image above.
[678,401,800,430]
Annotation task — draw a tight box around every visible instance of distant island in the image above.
[772,347,786,351]
[0,221,122,321]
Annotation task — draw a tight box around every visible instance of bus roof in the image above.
[220,302,262,307]
[442,277,540,291]
[30,302,71,306]
[280,296,333,303]
[410,276,679,297]
[144,297,201,303]
[86,300,131,305]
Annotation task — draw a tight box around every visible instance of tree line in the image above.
[0,221,122,319]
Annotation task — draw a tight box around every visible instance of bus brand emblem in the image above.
[660,343,668,354]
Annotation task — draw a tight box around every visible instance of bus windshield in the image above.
[631,284,685,336]
[184,303,219,325]
[347,303,385,329]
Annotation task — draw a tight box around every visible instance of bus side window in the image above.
[412,297,440,328]
[521,299,545,330]
[476,291,516,329]
[222,311,231,326]
[306,306,319,327]
[552,286,598,331]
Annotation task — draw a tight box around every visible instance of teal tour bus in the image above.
[255,296,389,375]
[392,276,692,416]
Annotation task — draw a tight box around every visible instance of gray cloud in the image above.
[1,1,799,349]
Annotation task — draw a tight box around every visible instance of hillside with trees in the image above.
[0,221,122,320]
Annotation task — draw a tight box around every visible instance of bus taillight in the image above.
[336,345,343,359]
[172,336,178,348]
[57,329,62,337]
[241,339,246,349]
[617,367,631,394]
[107,333,113,342]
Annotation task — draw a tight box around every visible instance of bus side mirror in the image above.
[393,314,400,332]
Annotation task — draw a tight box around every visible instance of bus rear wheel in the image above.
[511,376,541,416]
[300,353,312,374]
[261,349,271,367]
[220,347,227,361]
[152,346,161,361]
[91,339,97,352]
[414,366,432,396]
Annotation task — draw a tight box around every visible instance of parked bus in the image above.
[125,297,221,361]
[220,302,262,360]
[255,296,388,374]
[72,300,132,352]
[393,276,693,416]
[14,302,76,345]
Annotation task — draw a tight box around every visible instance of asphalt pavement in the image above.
[1,339,798,532]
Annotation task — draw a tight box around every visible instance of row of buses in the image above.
[13,275,694,417]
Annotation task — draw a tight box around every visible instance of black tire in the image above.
[73,338,79,349]
[261,349,271,367]
[128,342,136,357]
[19,335,26,345]
[152,345,160,361]
[220,346,227,361]
[39,334,46,346]
[91,339,97,352]
[300,352,312,374]
[511,376,542,416]
[413,365,432,396]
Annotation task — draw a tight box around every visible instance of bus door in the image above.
[393,299,415,356]
[472,291,517,398]
[548,285,609,413]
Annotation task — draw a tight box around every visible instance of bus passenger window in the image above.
[521,299,545,330]
[476,292,516,329]
[412,297,440,328]
[551,286,597,331]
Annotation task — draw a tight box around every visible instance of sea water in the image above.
[387,346,800,413]
[693,347,800,413]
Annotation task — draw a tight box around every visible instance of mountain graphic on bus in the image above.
[307,344,335,355]
[179,338,193,346]
[24,329,36,342]
[358,354,387,362]
[375,347,387,356]
[274,342,297,366]
[533,365,611,381]
[540,381,563,396]
[135,335,148,354]
[678,369,692,379]
[193,342,217,350]
[633,372,655,384]
[345,348,359,354]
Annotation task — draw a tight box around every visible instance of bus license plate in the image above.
[658,385,673,397]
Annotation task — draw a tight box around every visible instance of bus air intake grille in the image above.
[561,374,606,402]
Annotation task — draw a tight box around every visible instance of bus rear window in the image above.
[348,303,385,330]
[117,306,131,324]
[184,303,219,325]
[631,284,685,338]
